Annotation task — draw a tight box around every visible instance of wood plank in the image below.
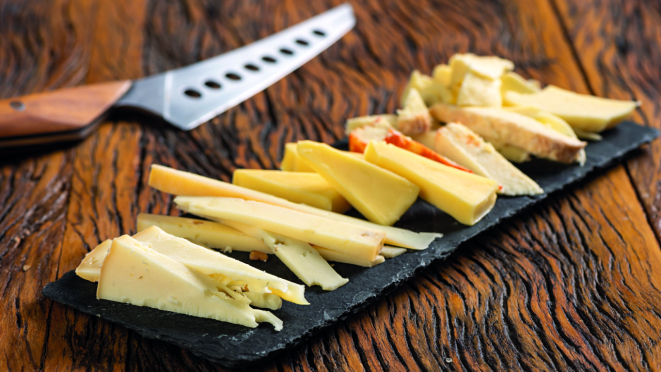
[550,0,661,243]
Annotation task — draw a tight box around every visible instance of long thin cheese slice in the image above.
[137,213,271,254]
[232,170,351,213]
[280,143,315,172]
[364,141,499,226]
[148,164,441,249]
[296,141,420,226]
[314,246,385,267]
[243,292,282,310]
[380,246,407,258]
[175,196,385,261]
[97,235,283,330]
[224,220,348,291]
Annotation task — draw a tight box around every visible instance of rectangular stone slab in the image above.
[43,121,658,368]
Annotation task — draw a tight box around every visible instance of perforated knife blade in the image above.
[0,4,355,148]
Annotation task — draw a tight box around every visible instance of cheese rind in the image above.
[148,164,441,249]
[364,141,498,226]
[434,123,543,196]
[175,196,385,261]
[233,170,351,213]
[296,141,419,226]
[97,235,283,330]
[137,213,270,253]
[503,85,638,132]
[280,143,315,172]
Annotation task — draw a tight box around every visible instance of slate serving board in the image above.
[43,121,658,368]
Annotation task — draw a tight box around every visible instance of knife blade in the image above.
[0,4,355,148]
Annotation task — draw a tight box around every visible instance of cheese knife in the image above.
[0,4,355,148]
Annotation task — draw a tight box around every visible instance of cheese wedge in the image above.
[314,246,385,267]
[148,165,441,249]
[397,88,433,135]
[501,71,540,95]
[76,239,112,282]
[224,220,348,291]
[175,196,385,261]
[280,143,315,172]
[449,54,514,86]
[364,141,498,226]
[503,85,638,132]
[429,103,587,163]
[435,123,543,196]
[233,170,351,213]
[296,141,420,226]
[380,246,407,258]
[432,64,452,87]
[137,213,270,254]
[456,72,502,107]
[345,114,396,135]
[97,235,283,330]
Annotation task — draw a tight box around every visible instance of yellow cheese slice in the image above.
[232,170,351,213]
[364,141,498,226]
[380,246,407,258]
[175,196,385,261]
[148,165,441,249]
[503,85,638,132]
[449,54,514,84]
[296,141,420,226]
[401,70,453,106]
[501,71,540,95]
[280,143,315,172]
[224,220,348,291]
[137,213,270,254]
[97,235,283,330]
[76,239,112,282]
[456,71,502,107]
[313,246,385,267]
[432,64,452,87]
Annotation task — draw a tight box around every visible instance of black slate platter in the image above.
[43,121,658,368]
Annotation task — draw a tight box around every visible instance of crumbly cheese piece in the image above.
[243,292,282,310]
[401,70,453,107]
[76,239,112,282]
[397,88,433,135]
[489,141,531,163]
[314,246,385,267]
[232,169,351,213]
[224,220,348,291]
[435,123,543,196]
[345,114,396,135]
[175,196,385,261]
[501,71,540,95]
[280,143,315,172]
[364,141,498,226]
[137,213,271,254]
[148,165,441,249]
[378,246,407,258]
[296,141,420,227]
[432,64,452,87]
[503,85,638,133]
[97,235,283,330]
[429,103,586,163]
[449,54,514,85]
[456,72,502,107]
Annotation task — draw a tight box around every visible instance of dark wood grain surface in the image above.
[2,0,661,370]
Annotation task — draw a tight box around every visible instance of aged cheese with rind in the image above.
[175,196,385,261]
[148,165,441,249]
[233,170,351,213]
[97,235,283,330]
[364,141,498,226]
[296,141,419,227]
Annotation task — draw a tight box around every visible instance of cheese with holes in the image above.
[233,170,350,213]
[364,141,498,226]
[503,85,638,133]
[296,141,419,226]
[137,213,270,254]
[175,196,385,261]
[224,220,348,291]
[97,235,283,330]
[148,164,441,249]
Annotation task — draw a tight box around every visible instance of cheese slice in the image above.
[296,141,420,226]
[148,164,441,249]
[501,71,540,95]
[401,70,453,107]
[397,88,433,135]
[137,213,270,254]
[243,292,282,310]
[232,170,351,213]
[380,246,407,258]
[280,143,315,172]
[432,64,452,87]
[456,72,502,107]
[223,220,348,291]
[76,239,112,282]
[364,141,498,226]
[314,246,385,267]
[503,85,638,132]
[175,196,385,261]
[97,235,283,330]
[449,54,514,85]
[434,123,543,196]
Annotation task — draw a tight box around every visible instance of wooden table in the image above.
[2,0,661,370]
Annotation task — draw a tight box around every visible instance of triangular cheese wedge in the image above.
[233,170,350,213]
[296,141,420,226]
[364,141,498,226]
[97,235,283,330]
[76,239,112,282]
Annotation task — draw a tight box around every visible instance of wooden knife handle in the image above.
[0,80,132,144]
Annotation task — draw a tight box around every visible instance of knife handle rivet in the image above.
[184,89,202,98]
[295,39,309,46]
[280,48,294,56]
[312,29,326,37]
[9,100,25,111]
[262,56,277,63]
[226,73,242,81]
[244,64,260,72]
[204,81,221,90]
